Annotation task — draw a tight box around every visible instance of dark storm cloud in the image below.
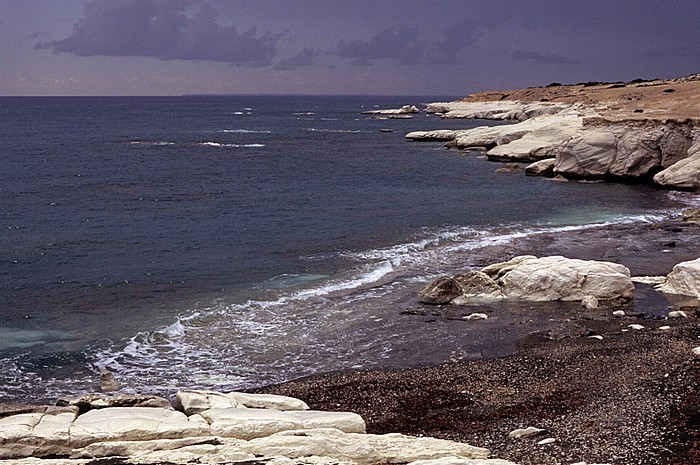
[337,25,424,65]
[336,18,480,65]
[428,16,479,64]
[273,48,316,70]
[34,0,279,67]
[512,49,579,65]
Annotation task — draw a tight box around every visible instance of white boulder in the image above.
[69,407,210,448]
[655,257,700,297]
[508,426,544,438]
[654,146,700,191]
[484,255,634,302]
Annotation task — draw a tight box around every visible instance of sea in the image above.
[0,95,695,403]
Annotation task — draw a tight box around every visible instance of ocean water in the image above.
[0,95,691,402]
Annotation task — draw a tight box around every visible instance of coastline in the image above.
[259,218,700,465]
[2,80,700,463]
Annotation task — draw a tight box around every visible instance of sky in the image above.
[1,0,699,96]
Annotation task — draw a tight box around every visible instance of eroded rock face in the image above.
[655,257,700,298]
[554,120,697,180]
[654,139,700,190]
[525,158,556,176]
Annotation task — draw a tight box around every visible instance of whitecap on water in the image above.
[199,142,266,148]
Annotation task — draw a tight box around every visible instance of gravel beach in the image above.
[259,218,700,465]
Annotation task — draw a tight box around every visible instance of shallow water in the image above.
[0,95,694,402]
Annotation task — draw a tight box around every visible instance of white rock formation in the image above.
[654,143,700,190]
[421,256,634,304]
[554,120,697,180]
[486,113,583,161]
[229,392,311,411]
[175,390,311,415]
[362,104,420,115]
[484,255,634,302]
[175,390,244,415]
[424,100,572,121]
[525,158,557,176]
[69,407,210,448]
[655,257,700,297]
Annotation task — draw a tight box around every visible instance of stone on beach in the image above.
[418,276,463,304]
[654,257,700,297]
[175,389,310,415]
[508,426,544,438]
[421,256,634,305]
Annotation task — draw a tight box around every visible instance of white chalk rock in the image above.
[659,326,671,330]
[482,256,634,302]
[588,335,604,340]
[508,426,544,438]
[465,313,489,321]
[581,295,599,309]
[69,407,210,448]
[175,390,244,415]
[654,141,700,191]
[286,410,366,433]
[537,437,556,445]
[628,324,645,330]
[228,392,310,411]
[200,408,303,440]
[612,310,626,317]
[668,310,688,318]
[655,257,700,297]
[240,428,492,464]
[405,130,457,141]
[692,346,700,357]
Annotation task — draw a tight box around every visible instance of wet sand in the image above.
[259,218,700,464]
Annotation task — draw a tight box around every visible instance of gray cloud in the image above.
[512,49,579,65]
[337,18,480,66]
[337,25,424,65]
[35,0,279,67]
[274,48,316,70]
[428,16,479,64]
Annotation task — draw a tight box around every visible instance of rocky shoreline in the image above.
[3,218,699,464]
[261,218,700,465]
[3,77,700,464]
[406,75,700,191]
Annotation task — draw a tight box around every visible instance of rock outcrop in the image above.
[655,257,700,298]
[653,138,700,190]
[419,255,634,304]
[0,389,510,464]
[554,119,698,180]
[411,78,700,190]
[362,104,420,115]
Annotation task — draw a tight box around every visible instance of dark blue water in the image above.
[0,96,690,402]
